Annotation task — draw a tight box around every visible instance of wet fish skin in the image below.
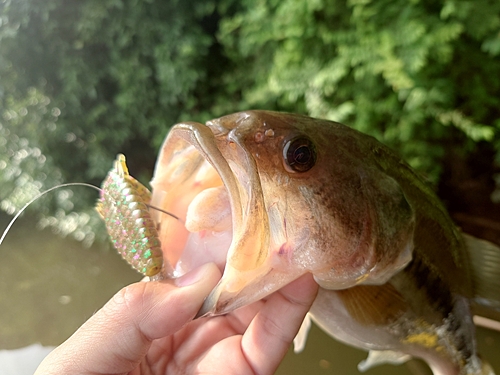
[151,111,496,375]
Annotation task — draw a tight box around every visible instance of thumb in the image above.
[35,262,221,375]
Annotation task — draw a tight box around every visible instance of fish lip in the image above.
[196,267,307,317]
[198,114,285,316]
[152,115,276,315]
[165,121,245,229]
[149,121,243,277]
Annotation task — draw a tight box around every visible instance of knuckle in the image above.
[261,313,289,343]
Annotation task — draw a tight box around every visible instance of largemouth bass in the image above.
[104,111,500,375]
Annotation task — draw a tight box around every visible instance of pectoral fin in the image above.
[336,283,407,326]
[357,350,411,372]
[293,313,313,353]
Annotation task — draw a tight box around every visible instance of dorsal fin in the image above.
[463,234,500,320]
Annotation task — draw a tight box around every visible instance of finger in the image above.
[241,273,318,374]
[35,262,221,375]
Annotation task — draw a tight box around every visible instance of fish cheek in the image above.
[302,175,375,288]
[308,169,414,289]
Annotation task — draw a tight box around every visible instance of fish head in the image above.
[150,110,415,316]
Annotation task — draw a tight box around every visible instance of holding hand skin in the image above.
[35,263,318,375]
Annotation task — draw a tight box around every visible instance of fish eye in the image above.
[283,136,317,173]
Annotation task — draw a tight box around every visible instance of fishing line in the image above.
[0,182,180,246]
[147,206,181,221]
[0,183,101,246]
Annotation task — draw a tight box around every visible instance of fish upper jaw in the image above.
[197,114,302,316]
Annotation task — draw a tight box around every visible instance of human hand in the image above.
[35,263,319,374]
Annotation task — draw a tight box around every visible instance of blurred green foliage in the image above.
[218,0,500,177]
[0,0,499,243]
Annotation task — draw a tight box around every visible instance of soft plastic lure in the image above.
[96,154,167,278]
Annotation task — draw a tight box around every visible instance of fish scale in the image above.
[96,154,163,277]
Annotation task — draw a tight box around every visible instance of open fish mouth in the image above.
[149,113,304,316]
[149,121,240,279]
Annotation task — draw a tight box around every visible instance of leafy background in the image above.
[1,0,500,244]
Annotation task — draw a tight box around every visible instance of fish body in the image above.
[105,111,499,374]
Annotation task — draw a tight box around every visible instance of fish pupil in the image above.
[293,145,311,164]
[284,136,317,172]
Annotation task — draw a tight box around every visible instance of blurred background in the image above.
[0,0,499,373]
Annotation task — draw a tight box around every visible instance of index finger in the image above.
[241,273,319,374]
